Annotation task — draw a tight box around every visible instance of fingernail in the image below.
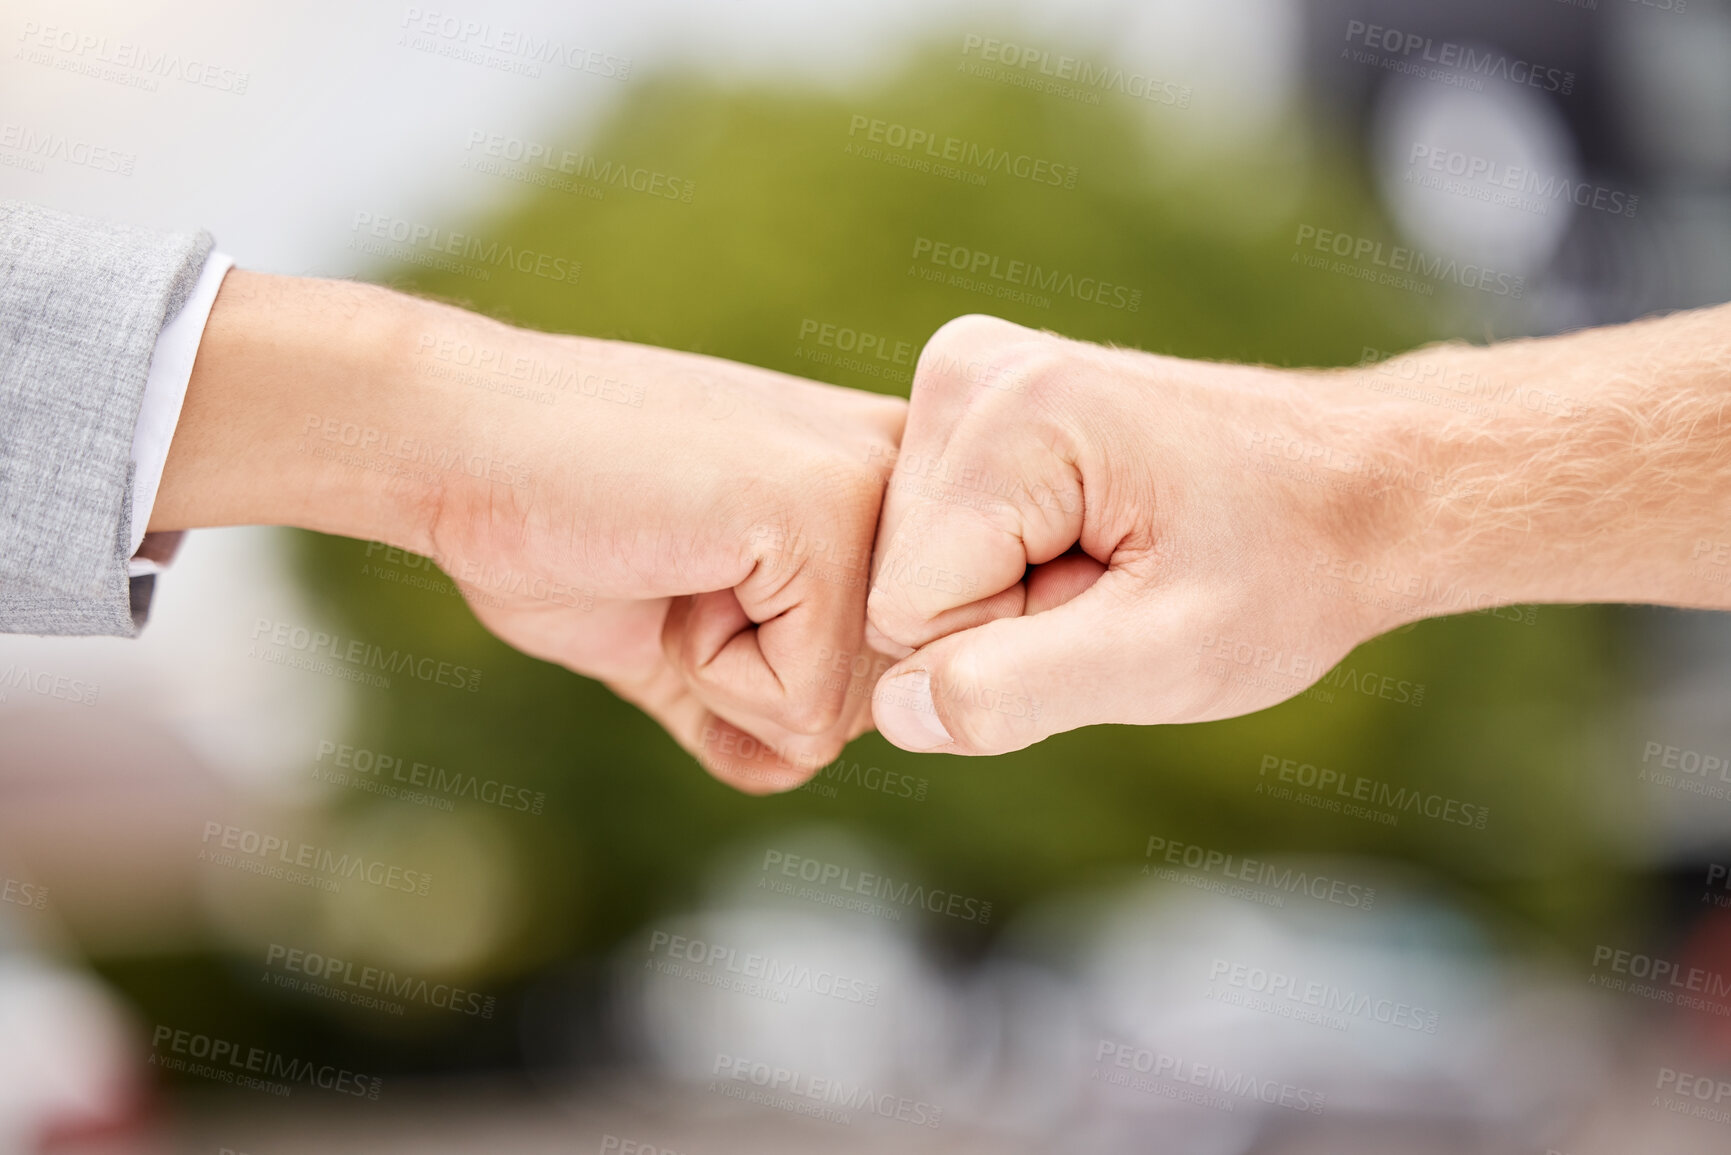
[875,670,953,751]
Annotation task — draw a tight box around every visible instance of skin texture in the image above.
[153,271,905,793]
[866,310,1731,756]
[152,271,1731,774]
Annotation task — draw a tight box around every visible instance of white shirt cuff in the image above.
[128,249,233,575]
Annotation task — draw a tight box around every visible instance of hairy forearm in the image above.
[1349,304,1731,621]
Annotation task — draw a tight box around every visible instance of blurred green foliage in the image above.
[109,40,1645,1072]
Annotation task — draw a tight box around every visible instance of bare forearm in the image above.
[147,268,904,788]
[150,271,445,550]
[1348,304,1731,621]
[154,271,631,555]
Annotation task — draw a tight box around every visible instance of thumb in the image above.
[870,567,1150,756]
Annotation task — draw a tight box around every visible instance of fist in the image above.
[865,315,1388,755]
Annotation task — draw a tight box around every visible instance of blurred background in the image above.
[3,0,1731,1151]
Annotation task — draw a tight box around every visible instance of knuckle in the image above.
[802,459,890,526]
[866,586,928,647]
[677,635,721,683]
[922,313,1029,363]
[777,685,846,737]
[914,314,1062,407]
[712,759,804,795]
[660,602,696,664]
[788,734,846,775]
[697,725,812,793]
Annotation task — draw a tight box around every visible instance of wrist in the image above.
[1317,371,1493,631]
[1286,351,1553,631]
[1222,360,1438,640]
[154,272,455,555]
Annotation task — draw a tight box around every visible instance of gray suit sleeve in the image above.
[0,201,214,637]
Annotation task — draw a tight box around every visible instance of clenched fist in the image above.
[866,306,1731,755]
[863,314,1382,755]
[157,271,906,792]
